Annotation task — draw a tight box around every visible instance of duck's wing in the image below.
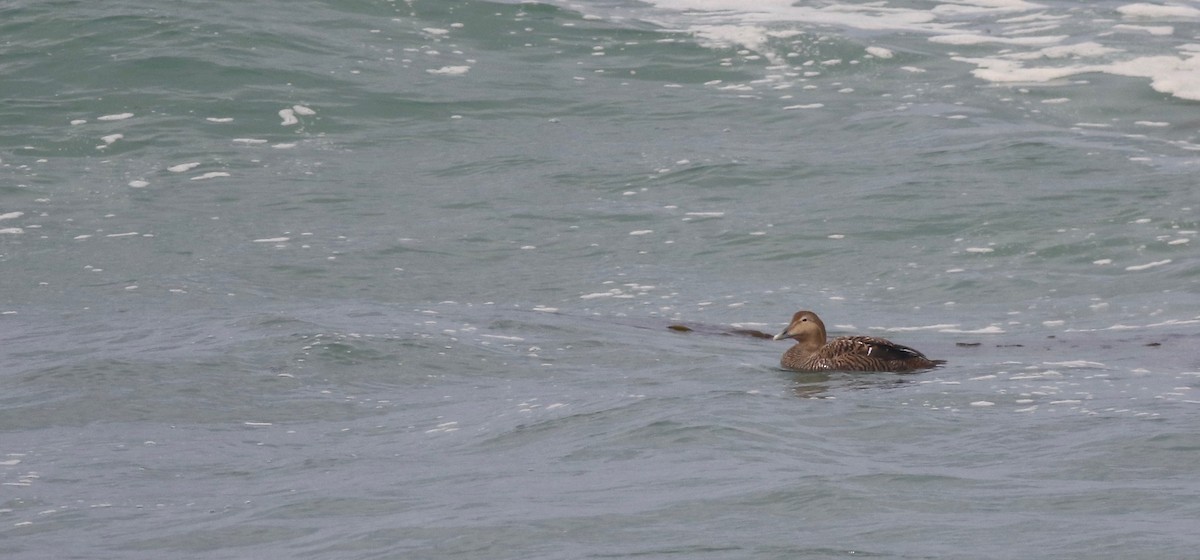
[831,336,931,362]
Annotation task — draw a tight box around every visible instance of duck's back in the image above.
[783,335,941,372]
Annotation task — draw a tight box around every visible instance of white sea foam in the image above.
[866,46,893,59]
[100,134,123,145]
[97,113,133,121]
[427,65,471,75]
[279,108,299,126]
[128,180,149,188]
[0,212,23,221]
[940,325,1005,334]
[1125,259,1171,271]
[629,0,1200,101]
[1117,3,1200,19]
[480,334,525,341]
[190,172,230,181]
[168,162,201,173]
[930,33,1065,46]
[253,237,290,243]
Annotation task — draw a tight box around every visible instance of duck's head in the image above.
[773,310,827,345]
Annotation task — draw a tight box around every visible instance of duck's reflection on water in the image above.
[787,371,913,399]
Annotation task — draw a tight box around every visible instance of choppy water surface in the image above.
[2,0,1198,558]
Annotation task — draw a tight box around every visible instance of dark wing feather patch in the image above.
[843,336,928,362]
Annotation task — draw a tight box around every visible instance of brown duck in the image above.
[773,310,943,372]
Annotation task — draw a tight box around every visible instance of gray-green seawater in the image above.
[2,1,1198,558]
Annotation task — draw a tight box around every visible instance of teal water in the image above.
[2,1,1199,558]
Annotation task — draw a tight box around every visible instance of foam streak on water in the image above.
[635,0,1200,99]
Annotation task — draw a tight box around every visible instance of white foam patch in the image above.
[939,325,1005,334]
[207,117,234,123]
[0,212,23,221]
[1125,259,1171,271]
[100,133,123,145]
[168,162,201,173]
[960,52,1200,101]
[97,113,134,121]
[190,172,230,181]
[254,237,290,243]
[0,228,23,235]
[1117,3,1200,19]
[128,180,149,188]
[292,105,315,116]
[930,33,1066,46]
[965,247,994,253]
[784,103,824,109]
[279,108,299,126]
[427,65,471,75]
[233,138,269,144]
[866,46,893,58]
[629,230,654,235]
[632,0,1200,101]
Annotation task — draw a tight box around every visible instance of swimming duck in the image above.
[773,310,943,372]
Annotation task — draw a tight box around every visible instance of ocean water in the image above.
[2,0,1199,558]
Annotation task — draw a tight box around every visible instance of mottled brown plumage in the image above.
[773,310,943,372]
